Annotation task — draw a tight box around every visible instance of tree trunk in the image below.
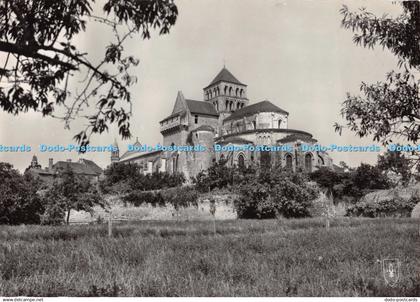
[66,209,71,225]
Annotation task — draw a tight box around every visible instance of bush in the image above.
[101,163,186,194]
[122,191,165,207]
[161,186,199,210]
[346,196,419,217]
[310,164,391,203]
[193,161,257,193]
[235,170,319,219]
[0,163,44,225]
[122,186,199,210]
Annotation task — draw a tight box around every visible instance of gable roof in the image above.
[80,159,104,175]
[53,161,102,176]
[205,67,245,88]
[120,138,142,160]
[224,100,288,122]
[185,99,219,116]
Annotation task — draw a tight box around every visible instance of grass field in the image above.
[0,218,419,297]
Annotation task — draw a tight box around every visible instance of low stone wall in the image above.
[69,193,238,224]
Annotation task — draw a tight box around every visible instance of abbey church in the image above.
[111,67,333,179]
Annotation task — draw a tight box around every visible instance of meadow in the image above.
[0,218,419,297]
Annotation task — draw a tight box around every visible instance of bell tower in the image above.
[203,67,248,122]
[111,139,120,163]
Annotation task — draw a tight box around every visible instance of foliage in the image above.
[0,0,178,146]
[352,163,390,192]
[122,191,165,208]
[161,186,199,210]
[0,162,43,224]
[335,2,420,168]
[43,166,103,224]
[122,186,198,210]
[346,196,418,218]
[193,160,236,192]
[235,169,318,219]
[377,149,412,185]
[310,164,391,202]
[193,160,256,193]
[101,163,185,194]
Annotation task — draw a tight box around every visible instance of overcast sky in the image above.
[0,0,403,172]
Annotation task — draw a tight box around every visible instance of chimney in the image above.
[48,158,53,170]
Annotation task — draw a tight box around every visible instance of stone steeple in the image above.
[203,66,249,122]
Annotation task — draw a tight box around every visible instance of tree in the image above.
[0,0,178,146]
[377,149,412,185]
[100,163,186,194]
[235,168,319,219]
[44,166,103,224]
[193,159,236,192]
[335,2,420,166]
[0,162,43,224]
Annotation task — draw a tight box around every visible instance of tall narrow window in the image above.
[285,154,293,170]
[305,153,312,172]
[194,115,198,124]
[238,154,245,169]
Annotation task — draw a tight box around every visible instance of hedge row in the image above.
[122,186,198,209]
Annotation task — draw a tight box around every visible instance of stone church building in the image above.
[112,67,333,179]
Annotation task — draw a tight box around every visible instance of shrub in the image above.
[161,186,199,210]
[193,161,257,193]
[122,191,165,207]
[0,163,44,225]
[235,170,319,219]
[310,164,391,203]
[122,186,199,210]
[101,163,186,194]
[346,196,419,217]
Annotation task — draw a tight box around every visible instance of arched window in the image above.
[278,119,282,128]
[238,154,245,169]
[318,155,325,165]
[224,86,228,95]
[236,88,239,96]
[240,89,244,97]
[229,87,232,96]
[285,154,293,170]
[260,148,271,169]
[305,153,312,172]
[237,102,240,109]
[225,100,229,110]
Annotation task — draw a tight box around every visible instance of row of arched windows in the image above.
[212,100,245,112]
[205,86,245,100]
[285,153,312,172]
[218,151,313,172]
[225,99,245,111]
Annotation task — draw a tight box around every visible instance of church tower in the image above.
[111,139,119,163]
[203,67,248,124]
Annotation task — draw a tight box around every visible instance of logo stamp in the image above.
[382,258,400,287]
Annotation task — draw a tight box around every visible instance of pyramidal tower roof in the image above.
[205,67,246,88]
